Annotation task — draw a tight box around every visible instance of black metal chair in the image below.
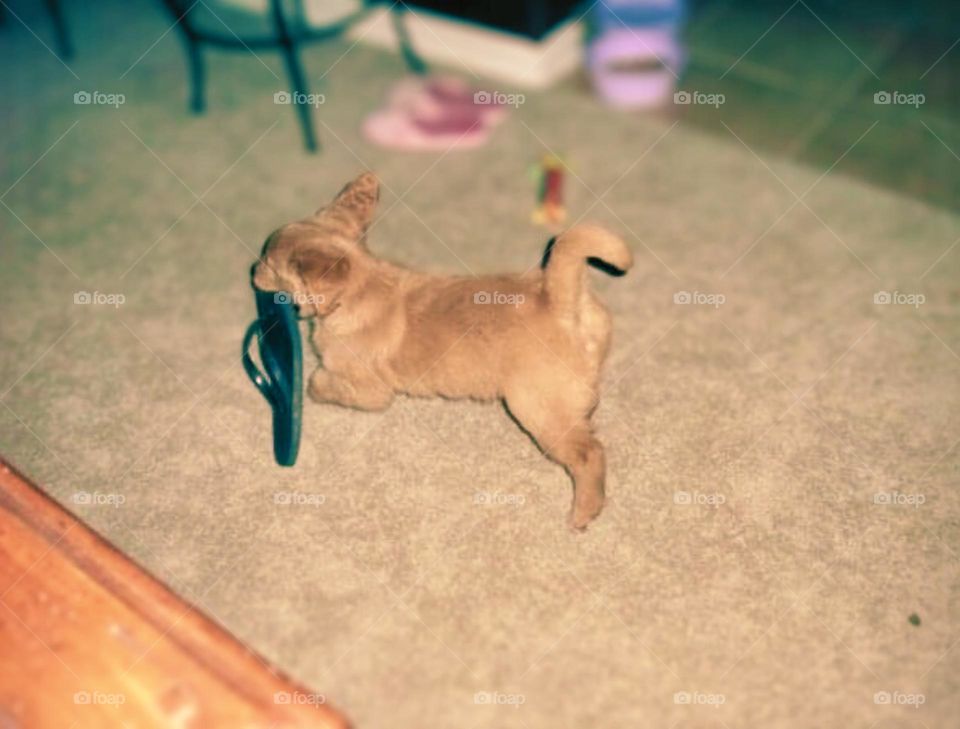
[159,0,427,152]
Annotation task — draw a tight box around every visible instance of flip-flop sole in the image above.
[243,289,303,467]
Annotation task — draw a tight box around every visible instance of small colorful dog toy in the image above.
[531,154,567,228]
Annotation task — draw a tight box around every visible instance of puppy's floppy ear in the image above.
[317,172,380,238]
[292,247,351,315]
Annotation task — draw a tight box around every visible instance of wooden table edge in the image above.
[0,456,351,729]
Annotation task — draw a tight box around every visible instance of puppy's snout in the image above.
[251,259,274,290]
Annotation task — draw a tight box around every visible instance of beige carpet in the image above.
[1,1,958,727]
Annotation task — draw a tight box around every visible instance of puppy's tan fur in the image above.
[253,173,632,529]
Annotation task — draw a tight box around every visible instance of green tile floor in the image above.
[676,0,960,210]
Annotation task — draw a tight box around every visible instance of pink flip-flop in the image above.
[389,75,509,126]
[363,75,509,151]
[362,106,490,151]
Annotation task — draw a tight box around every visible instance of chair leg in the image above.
[270,0,318,153]
[44,0,73,60]
[277,43,317,152]
[186,37,206,113]
[391,3,427,75]
[159,0,207,114]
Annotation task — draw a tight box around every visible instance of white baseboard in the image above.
[348,6,583,90]
[218,1,583,89]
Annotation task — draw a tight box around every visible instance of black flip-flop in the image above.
[242,289,303,467]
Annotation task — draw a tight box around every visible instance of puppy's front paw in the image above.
[308,368,395,411]
[307,370,333,404]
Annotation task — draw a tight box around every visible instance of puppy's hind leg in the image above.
[309,368,394,412]
[504,390,606,531]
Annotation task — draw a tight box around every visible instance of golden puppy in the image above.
[252,173,632,529]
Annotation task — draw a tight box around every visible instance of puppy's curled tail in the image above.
[541,224,633,315]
